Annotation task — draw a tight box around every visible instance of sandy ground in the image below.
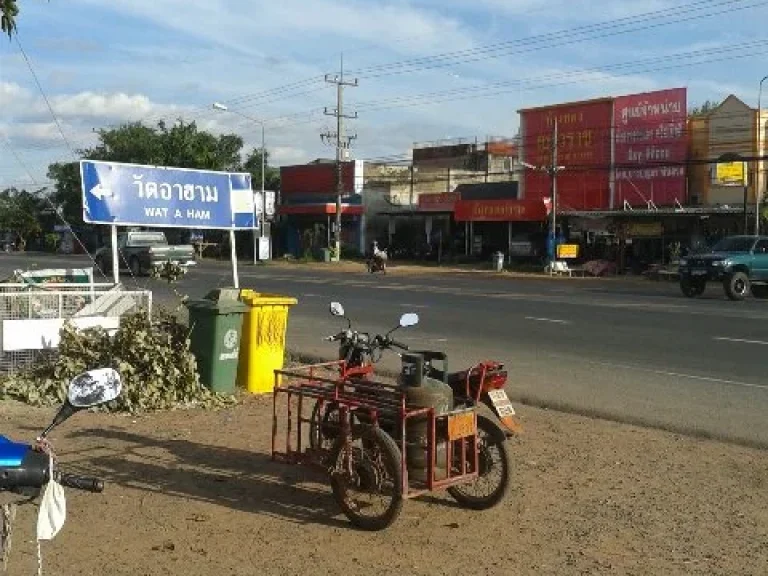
[0,396,766,576]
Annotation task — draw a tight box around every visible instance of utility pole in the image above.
[522,119,564,273]
[321,54,358,261]
[550,119,559,264]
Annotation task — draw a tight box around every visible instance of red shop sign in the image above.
[454,199,550,222]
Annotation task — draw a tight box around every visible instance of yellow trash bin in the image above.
[237,290,298,394]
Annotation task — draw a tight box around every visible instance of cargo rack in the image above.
[272,360,480,498]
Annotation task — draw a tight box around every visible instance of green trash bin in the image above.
[185,288,248,395]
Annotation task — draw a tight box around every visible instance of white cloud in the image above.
[71,0,477,57]
[50,92,184,122]
[1,121,75,145]
[448,0,680,20]
[270,146,310,165]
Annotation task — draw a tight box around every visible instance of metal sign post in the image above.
[81,160,257,287]
[110,225,119,284]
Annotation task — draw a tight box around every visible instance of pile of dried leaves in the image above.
[0,308,238,412]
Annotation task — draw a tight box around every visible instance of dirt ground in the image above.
[1,396,766,576]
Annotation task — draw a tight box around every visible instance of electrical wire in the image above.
[4,0,767,180]
[14,34,78,161]
[350,0,768,78]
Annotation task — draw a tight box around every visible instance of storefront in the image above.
[453,198,551,261]
[278,160,366,258]
[562,206,752,274]
[276,203,364,259]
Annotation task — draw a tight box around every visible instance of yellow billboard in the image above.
[714,162,746,186]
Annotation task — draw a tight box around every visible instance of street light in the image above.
[757,76,768,236]
[212,102,266,263]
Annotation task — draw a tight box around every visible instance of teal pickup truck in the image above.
[678,235,768,300]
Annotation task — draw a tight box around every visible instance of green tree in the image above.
[689,99,720,117]
[1,0,19,37]
[243,148,281,191]
[47,119,251,225]
[0,187,44,250]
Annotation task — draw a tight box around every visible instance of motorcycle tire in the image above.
[329,425,403,531]
[446,415,512,510]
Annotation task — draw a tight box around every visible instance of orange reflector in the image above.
[501,416,523,434]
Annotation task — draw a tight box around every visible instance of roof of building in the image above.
[517,96,615,114]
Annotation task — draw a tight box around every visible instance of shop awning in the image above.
[453,198,551,222]
[560,206,754,218]
[277,203,364,216]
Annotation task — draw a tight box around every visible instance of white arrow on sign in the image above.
[89,183,113,200]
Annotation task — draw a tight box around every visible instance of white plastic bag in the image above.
[36,457,66,541]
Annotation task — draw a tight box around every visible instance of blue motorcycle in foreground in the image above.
[0,368,121,496]
[0,368,122,573]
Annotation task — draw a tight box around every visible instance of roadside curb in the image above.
[286,349,768,451]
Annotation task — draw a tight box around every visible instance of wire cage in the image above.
[272,361,480,499]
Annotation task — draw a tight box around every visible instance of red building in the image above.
[277,160,365,258]
[519,97,614,211]
[613,87,688,207]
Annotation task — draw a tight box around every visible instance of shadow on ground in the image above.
[63,427,349,528]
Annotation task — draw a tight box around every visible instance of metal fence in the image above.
[0,286,152,375]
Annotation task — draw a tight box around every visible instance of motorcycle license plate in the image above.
[488,389,516,417]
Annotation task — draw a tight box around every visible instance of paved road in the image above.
[3,252,768,446]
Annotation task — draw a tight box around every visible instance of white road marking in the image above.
[714,336,768,346]
[525,316,570,325]
[400,304,429,309]
[584,358,768,391]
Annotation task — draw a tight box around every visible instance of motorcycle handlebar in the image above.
[389,339,409,351]
[57,472,104,493]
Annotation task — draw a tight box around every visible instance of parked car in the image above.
[94,231,196,277]
[678,235,768,300]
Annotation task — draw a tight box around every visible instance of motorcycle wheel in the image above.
[309,401,341,452]
[330,425,403,531]
[447,415,512,510]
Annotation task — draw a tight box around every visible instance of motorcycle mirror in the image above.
[329,302,345,317]
[39,368,123,439]
[399,313,419,328]
[68,368,122,408]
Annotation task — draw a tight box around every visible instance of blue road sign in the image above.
[80,160,257,230]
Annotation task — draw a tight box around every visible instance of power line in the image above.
[4,0,755,162]
[14,33,78,161]
[22,0,741,151]
[352,0,767,79]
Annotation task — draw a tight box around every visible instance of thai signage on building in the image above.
[520,98,613,210]
[613,87,687,207]
[453,199,550,222]
[417,192,458,212]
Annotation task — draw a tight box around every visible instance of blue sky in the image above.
[1,0,768,188]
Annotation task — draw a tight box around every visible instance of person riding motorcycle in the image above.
[367,241,387,273]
